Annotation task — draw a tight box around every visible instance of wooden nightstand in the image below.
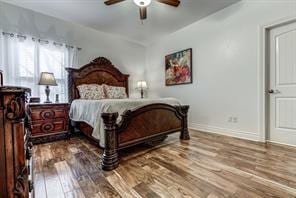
[26,103,70,144]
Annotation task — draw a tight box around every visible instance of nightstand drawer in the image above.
[30,108,68,120]
[31,120,67,135]
[27,103,70,143]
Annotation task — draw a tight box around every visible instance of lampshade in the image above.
[38,72,57,86]
[133,0,151,7]
[136,80,148,89]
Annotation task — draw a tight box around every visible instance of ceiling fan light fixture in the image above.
[133,0,151,7]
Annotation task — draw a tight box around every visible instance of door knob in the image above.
[268,89,280,94]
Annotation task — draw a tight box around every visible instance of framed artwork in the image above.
[165,48,192,86]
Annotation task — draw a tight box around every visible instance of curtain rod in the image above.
[2,31,82,51]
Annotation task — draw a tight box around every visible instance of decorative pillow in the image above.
[104,84,127,99]
[77,84,105,100]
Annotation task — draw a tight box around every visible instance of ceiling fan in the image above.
[104,0,180,20]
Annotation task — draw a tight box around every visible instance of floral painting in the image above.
[165,48,192,86]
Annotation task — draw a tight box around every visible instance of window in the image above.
[39,45,67,101]
[0,32,78,102]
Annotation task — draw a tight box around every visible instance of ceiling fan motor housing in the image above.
[134,0,152,7]
[104,0,180,20]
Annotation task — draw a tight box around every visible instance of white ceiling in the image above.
[2,0,240,45]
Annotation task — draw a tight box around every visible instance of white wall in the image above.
[0,1,146,97]
[145,0,296,141]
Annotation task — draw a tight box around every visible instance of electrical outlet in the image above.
[233,117,238,123]
[228,117,233,122]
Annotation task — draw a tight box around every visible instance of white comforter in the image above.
[69,98,181,147]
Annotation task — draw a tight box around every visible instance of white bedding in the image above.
[69,98,181,147]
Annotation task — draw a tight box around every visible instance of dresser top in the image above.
[27,102,69,107]
[0,86,31,93]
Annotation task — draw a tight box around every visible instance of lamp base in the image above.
[44,85,52,103]
[141,89,144,99]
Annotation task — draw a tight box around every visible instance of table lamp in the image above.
[38,72,57,103]
[136,80,148,98]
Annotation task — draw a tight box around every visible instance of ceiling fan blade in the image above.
[104,0,126,5]
[139,7,147,20]
[156,0,180,7]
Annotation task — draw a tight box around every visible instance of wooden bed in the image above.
[66,57,190,171]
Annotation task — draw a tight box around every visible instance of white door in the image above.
[269,22,296,146]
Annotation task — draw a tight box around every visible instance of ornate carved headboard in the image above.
[66,57,129,102]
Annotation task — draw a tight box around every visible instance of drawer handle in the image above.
[26,142,33,160]
[42,123,54,132]
[28,180,34,192]
[26,148,33,160]
[41,110,55,119]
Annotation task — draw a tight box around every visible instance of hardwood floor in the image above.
[33,130,296,198]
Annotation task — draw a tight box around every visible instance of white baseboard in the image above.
[189,123,262,142]
[266,140,296,148]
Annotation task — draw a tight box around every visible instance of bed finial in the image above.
[91,57,112,66]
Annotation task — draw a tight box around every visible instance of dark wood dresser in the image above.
[0,86,33,198]
[26,103,70,144]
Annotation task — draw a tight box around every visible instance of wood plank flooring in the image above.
[33,130,296,198]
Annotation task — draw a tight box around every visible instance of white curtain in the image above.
[0,31,78,102]
[63,46,78,101]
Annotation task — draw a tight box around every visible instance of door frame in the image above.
[259,16,296,142]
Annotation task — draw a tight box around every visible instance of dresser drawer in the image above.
[31,120,67,135]
[30,108,68,121]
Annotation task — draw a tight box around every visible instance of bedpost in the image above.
[69,120,76,135]
[180,105,190,140]
[65,68,74,103]
[101,112,119,171]
[0,70,3,86]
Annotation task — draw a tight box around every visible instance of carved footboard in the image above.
[101,103,190,171]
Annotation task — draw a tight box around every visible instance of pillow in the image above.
[104,84,127,99]
[77,84,105,100]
